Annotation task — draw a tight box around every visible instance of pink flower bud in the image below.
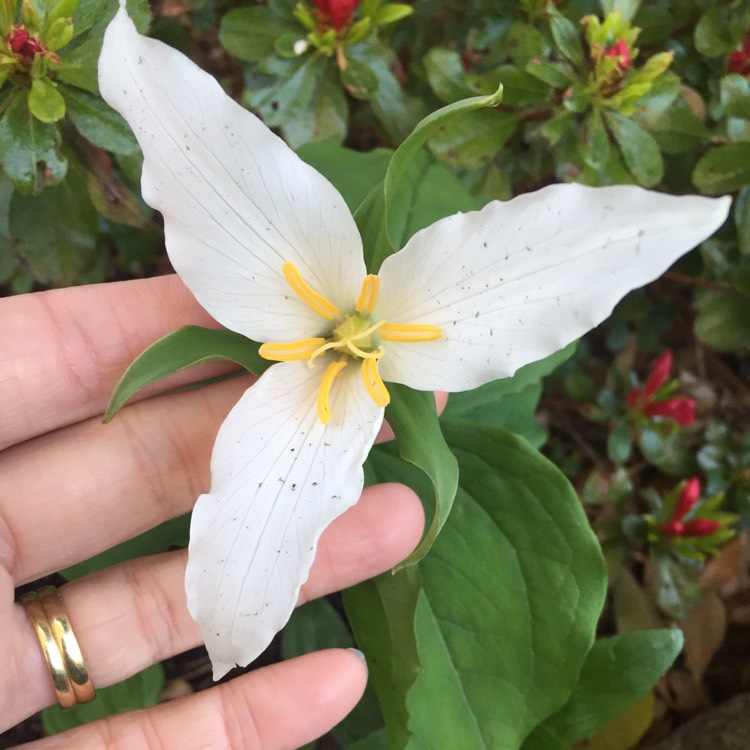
[660,520,684,536]
[314,0,360,31]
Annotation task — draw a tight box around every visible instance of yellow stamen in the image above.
[283,261,340,320]
[361,357,390,407]
[259,338,326,362]
[355,275,380,314]
[379,323,442,342]
[317,360,348,424]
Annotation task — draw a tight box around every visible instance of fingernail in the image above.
[348,648,368,671]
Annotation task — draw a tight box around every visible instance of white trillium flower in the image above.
[99,8,731,678]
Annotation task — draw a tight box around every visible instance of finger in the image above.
[0,276,217,450]
[20,649,366,750]
[1,370,427,584]
[3,482,423,727]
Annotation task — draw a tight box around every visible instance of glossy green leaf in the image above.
[56,38,101,94]
[44,16,74,50]
[405,426,606,749]
[694,5,733,57]
[721,74,750,120]
[61,515,190,580]
[694,286,750,353]
[693,143,750,194]
[605,111,663,187]
[42,664,165,733]
[220,7,297,63]
[64,85,139,154]
[549,6,584,69]
[424,48,475,103]
[0,94,67,193]
[341,57,380,100]
[383,85,502,249]
[441,345,575,446]
[522,629,683,749]
[9,168,98,285]
[104,326,268,422]
[373,3,412,26]
[28,78,66,123]
[386,385,458,567]
[344,566,422,750]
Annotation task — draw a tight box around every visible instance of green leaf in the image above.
[56,38,101,94]
[441,345,575,446]
[283,599,353,659]
[428,107,518,170]
[63,85,139,154]
[61,515,190,580]
[0,94,67,193]
[605,110,663,187]
[423,48,475,103]
[104,326,268,422]
[608,421,633,464]
[735,186,750,256]
[372,3,412,26]
[344,567,422,750]
[721,74,750,120]
[694,5,733,57]
[405,426,606,749]
[693,143,750,195]
[42,664,165,733]
[219,7,297,63]
[44,16,74,50]
[341,57,379,99]
[28,77,66,123]
[492,66,551,106]
[651,551,702,619]
[601,0,641,24]
[549,6,584,69]
[9,167,98,285]
[523,629,683,749]
[383,85,502,249]
[386,385,458,567]
[580,108,611,170]
[694,287,750,353]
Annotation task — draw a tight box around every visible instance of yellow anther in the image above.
[361,357,390,408]
[259,338,326,362]
[317,359,348,424]
[282,261,340,320]
[356,275,380,314]
[379,323,442,342]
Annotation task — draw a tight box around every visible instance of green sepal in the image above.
[43,16,74,50]
[104,326,268,423]
[385,385,458,567]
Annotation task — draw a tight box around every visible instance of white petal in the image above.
[376,185,731,391]
[99,9,365,341]
[185,361,383,679]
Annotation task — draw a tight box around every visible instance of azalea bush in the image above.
[3,0,750,748]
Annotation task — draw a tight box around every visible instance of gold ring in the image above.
[21,586,95,708]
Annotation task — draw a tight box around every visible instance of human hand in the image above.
[0,275,425,748]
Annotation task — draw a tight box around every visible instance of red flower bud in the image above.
[660,520,684,536]
[681,518,721,537]
[8,27,46,62]
[604,39,631,71]
[729,49,750,76]
[642,398,696,426]
[9,28,29,53]
[644,350,672,398]
[673,477,701,521]
[314,0,359,31]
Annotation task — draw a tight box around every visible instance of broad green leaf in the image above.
[71,0,108,38]
[605,111,663,187]
[0,93,67,193]
[61,515,190,580]
[46,0,78,28]
[42,664,164,733]
[441,345,575,446]
[651,551,702,620]
[693,143,750,194]
[9,168,98,285]
[104,326,268,422]
[28,78,66,123]
[344,567,422,750]
[385,385,458,567]
[297,140,391,212]
[283,599,353,659]
[428,107,518,170]
[384,85,502,248]
[219,7,297,63]
[63,85,139,154]
[373,3,412,26]
[648,96,711,155]
[580,108,611,170]
[522,630,683,749]
[405,426,606,750]
[492,66,550,106]
[424,48,475,103]
[694,287,750,353]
